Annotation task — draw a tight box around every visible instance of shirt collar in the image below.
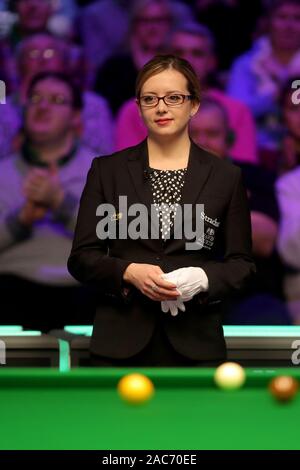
[21,138,78,168]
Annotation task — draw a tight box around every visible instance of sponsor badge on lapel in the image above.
[111,212,123,221]
[196,212,220,250]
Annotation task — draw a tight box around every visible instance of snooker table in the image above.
[0,367,300,450]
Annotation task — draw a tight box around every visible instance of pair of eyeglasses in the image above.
[138,94,193,107]
[25,48,58,60]
[28,93,72,106]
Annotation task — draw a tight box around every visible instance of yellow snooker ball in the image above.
[214,362,246,390]
[117,373,155,404]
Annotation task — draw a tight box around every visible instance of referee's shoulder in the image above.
[91,141,142,171]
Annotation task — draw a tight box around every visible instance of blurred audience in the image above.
[116,22,258,164]
[8,0,53,46]
[0,0,77,94]
[170,23,258,163]
[0,72,97,331]
[280,78,300,171]
[77,0,132,87]
[190,97,290,324]
[261,77,300,174]
[0,0,54,94]
[0,0,298,326]
[0,32,113,160]
[5,0,74,39]
[276,156,300,324]
[227,0,300,151]
[94,0,193,115]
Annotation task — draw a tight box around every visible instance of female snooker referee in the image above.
[67,54,255,367]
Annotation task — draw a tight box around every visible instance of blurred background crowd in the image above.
[0,0,300,331]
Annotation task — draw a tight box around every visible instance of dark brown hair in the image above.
[28,71,83,110]
[135,54,201,103]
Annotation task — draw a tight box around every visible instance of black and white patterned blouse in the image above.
[148,167,187,240]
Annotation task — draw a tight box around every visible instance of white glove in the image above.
[161,267,209,315]
[161,298,186,317]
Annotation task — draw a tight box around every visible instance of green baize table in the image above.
[0,367,300,449]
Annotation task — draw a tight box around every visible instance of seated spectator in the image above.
[0,0,54,94]
[8,0,53,47]
[260,77,300,174]
[6,0,74,40]
[227,0,300,151]
[78,0,132,86]
[0,72,97,332]
[0,32,113,160]
[115,22,258,164]
[190,97,290,325]
[94,0,193,115]
[276,163,300,324]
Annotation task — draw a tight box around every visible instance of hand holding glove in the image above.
[161,267,209,316]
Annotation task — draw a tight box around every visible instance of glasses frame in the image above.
[138,93,194,108]
[25,48,58,61]
[27,93,73,107]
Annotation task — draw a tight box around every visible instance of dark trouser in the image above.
[0,275,98,333]
[90,320,226,367]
